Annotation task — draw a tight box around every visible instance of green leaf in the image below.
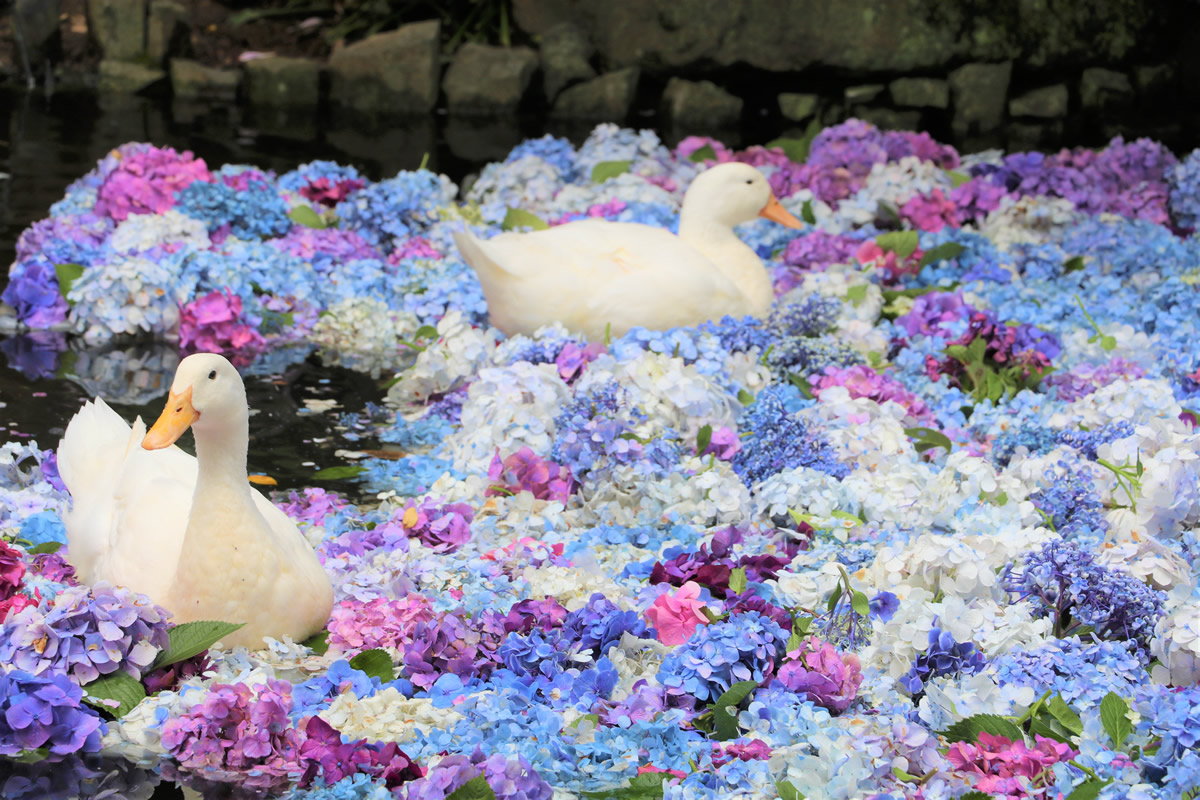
[1047,694,1084,736]
[712,680,758,741]
[904,426,953,454]
[82,671,146,718]
[946,170,971,188]
[851,590,870,617]
[501,207,549,232]
[1063,256,1086,273]
[1064,778,1112,800]
[8,747,51,763]
[54,263,85,304]
[785,631,803,652]
[288,205,327,229]
[312,465,368,480]
[940,713,1024,744]
[892,766,920,782]
[845,284,869,305]
[826,588,841,613]
[776,780,805,800]
[154,620,246,670]
[591,160,632,183]
[582,771,668,799]
[414,324,439,341]
[26,541,62,555]
[800,199,816,225]
[1100,692,1132,751]
[301,630,329,656]
[958,793,991,800]
[736,388,755,405]
[446,774,498,800]
[348,648,395,683]
[788,371,813,399]
[696,424,713,455]
[992,491,1008,506]
[1100,335,1116,352]
[917,242,966,269]
[875,231,919,259]
[768,118,821,164]
[688,144,718,163]
[729,567,748,595]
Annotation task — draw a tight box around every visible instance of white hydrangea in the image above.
[68,255,194,342]
[1151,599,1200,686]
[858,586,939,678]
[980,194,1081,251]
[860,155,954,208]
[865,532,1001,601]
[320,688,462,744]
[754,465,858,521]
[520,564,630,611]
[917,671,1038,731]
[806,388,917,472]
[1094,535,1194,592]
[386,310,497,406]
[1052,378,1183,430]
[311,297,422,378]
[109,209,211,254]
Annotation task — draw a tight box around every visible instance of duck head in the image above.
[143,353,247,450]
[680,162,803,230]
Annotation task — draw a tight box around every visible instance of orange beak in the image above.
[759,194,804,228]
[143,387,200,450]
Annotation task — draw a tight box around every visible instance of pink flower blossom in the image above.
[555,342,605,382]
[93,144,211,222]
[0,540,26,602]
[301,176,364,207]
[701,426,742,460]
[644,581,709,646]
[390,237,442,263]
[945,732,1077,799]
[278,487,349,527]
[855,240,924,284]
[485,448,574,504]
[811,365,929,420]
[327,596,436,653]
[675,137,735,163]
[178,289,266,366]
[775,635,863,713]
[900,188,961,232]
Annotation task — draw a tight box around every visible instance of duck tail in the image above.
[57,398,134,495]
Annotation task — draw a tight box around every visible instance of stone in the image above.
[446,116,526,162]
[147,0,189,66]
[853,106,921,131]
[660,77,742,129]
[551,67,639,120]
[170,59,240,100]
[87,0,146,61]
[1133,64,1174,98]
[540,22,595,101]
[14,0,62,61]
[1007,121,1064,153]
[844,84,884,104]
[443,43,539,113]
[777,93,819,122]
[511,0,1167,77]
[328,21,441,116]
[98,59,165,93]
[889,77,949,108]
[1008,84,1068,118]
[1080,67,1132,109]
[244,56,322,108]
[948,61,1012,134]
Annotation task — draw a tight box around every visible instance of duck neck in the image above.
[677,212,774,314]
[192,416,253,502]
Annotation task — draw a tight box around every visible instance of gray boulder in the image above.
[1080,68,1132,109]
[99,60,165,93]
[660,77,742,129]
[854,106,921,131]
[540,22,595,101]
[1008,84,1068,118]
[170,59,240,100]
[87,0,147,61]
[443,43,539,113]
[147,0,189,66]
[14,0,62,62]
[245,56,322,108]
[778,93,819,122]
[551,67,639,120]
[329,21,441,115]
[844,84,884,104]
[949,61,1012,134]
[889,77,949,108]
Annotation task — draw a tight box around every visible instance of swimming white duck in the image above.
[57,353,334,650]
[455,162,803,341]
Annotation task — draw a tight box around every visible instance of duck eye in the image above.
[208,370,217,380]
[745,179,754,184]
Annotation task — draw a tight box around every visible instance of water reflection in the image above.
[1,753,162,800]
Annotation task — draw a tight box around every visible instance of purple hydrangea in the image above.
[732,385,849,484]
[403,610,501,689]
[0,669,107,759]
[561,593,650,657]
[900,627,987,696]
[297,716,423,790]
[657,612,788,702]
[775,635,863,714]
[402,749,552,800]
[0,582,171,684]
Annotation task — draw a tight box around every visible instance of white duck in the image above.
[57,353,334,650]
[455,162,803,341]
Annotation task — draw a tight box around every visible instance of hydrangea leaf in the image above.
[875,230,919,259]
[946,170,971,188]
[82,671,146,718]
[1099,692,1132,751]
[348,648,395,682]
[288,205,327,229]
[736,388,755,405]
[1047,694,1084,736]
[54,263,85,304]
[851,590,871,617]
[1064,778,1112,800]
[1063,256,1086,273]
[903,427,953,454]
[153,620,246,670]
[502,207,549,231]
[728,567,747,595]
[301,630,330,656]
[776,780,805,800]
[768,118,821,164]
[696,424,713,455]
[800,199,816,224]
[845,284,869,305]
[11,747,52,763]
[687,145,717,163]
[26,541,62,555]
[591,160,632,183]
[917,242,966,269]
[312,465,368,480]
[712,679,758,740]
[958,793,990,800]
[446,774,497,800]
[939,713,1024,744]
[582,771,669,799]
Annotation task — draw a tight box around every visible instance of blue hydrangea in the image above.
[900,627,986,695]
[18,511,67,547]
[174,178,291,240]
[0,669,107,758]
[1169,148,1200,231]
[561,594,651,657]
[335,171,456,251]
[278,160,367,196]
[989,639,1145,710]
[1028,461,1109,541]
[1137,684,1200,784]
[291,659,387,720]
[732,385,849,485]
[505,135,578,179]
[657,612,787,702]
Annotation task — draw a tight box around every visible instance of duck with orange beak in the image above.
[454,162,803,341]
[58,353,333,651]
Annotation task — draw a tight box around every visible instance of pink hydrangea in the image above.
[675,136,735,163]
[93,144,211,222]
[700,426,742,460]
[555,341,605,382]
[711,738,772,767]
[644,581,709,646]
[945,732,1077,799]
[178,289,266,365]
[900,188,961,232]
[396,497,474,553]
[485,448,574,505]
[811,365,929,420]
[855,240,924,284]
[300,176,364,207]
[278,487,349,527]
[775,635,863,714]
[480,536,567,566]
[327,595,437,654]
[390,236,442,263]
[161,680,301,789]
[0,541,26,602]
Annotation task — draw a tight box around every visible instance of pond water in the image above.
[0,84,1196,800]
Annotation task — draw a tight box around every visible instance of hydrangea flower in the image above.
[658,612,787,702]
[0,669,107,758]
[775,635,863,713]
[644,582,708,646]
